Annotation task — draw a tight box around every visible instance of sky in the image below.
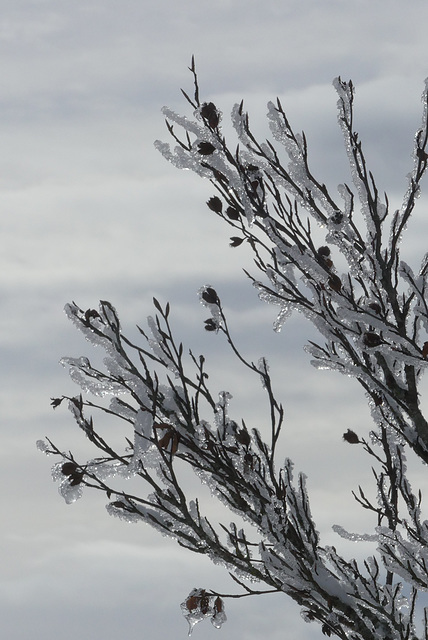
[2,1,428,639]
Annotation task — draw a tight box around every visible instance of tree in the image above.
[39,59,428,639]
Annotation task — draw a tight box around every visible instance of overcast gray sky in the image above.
[2,1,428,639]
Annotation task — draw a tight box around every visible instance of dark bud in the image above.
[328,274,342,292]
[363,332,382,347]
[204,318,218,332]
[197,141,216,155]
[201,102,219,129]
[61,462,78,476]
[317,246,333,269]
[202,287,219,305]
[368,302,382,315]
[317,246,331,257]
[230,236,244,248]
[110,501,127,510]
[207,196,222,213]
[69,471,84,486]
[331,211,343,224]
[50,397,63,409]
[322,624,332,637]
[423,341,428,359]
[225,206,240,220]
[343,429,359,444]
[236,428,251,447]
[84,308,101,324]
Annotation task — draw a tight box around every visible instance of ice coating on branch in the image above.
[131,409,153,461]
[332,524,378,542]
[36,439,49,454]
[61,356,129,396]
[378,526,428,591]
[146,315,180,377]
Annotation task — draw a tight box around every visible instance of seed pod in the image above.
[206,196,222,213]
[50,397,63,409]
[61,462,78,476]
[236,428,251,447]
[363,332,382,347]
[200,594,210,614]
[110,501,127,510]
[186,595,199,611]
[328,274,342,292]
[343,429,359,444]
[84,308,101,324]
[69,471,84,486]
[214,597,223,613]
[225,206,240,220]
[197,141,216,155]
[202,287,219,305]
[200,102,219,129]
[204,318,218,332]
[317,246,331,257]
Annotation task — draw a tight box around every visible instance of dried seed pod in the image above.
[186,595,199,611]
[328,274,342,292]
[236,428,251,447]
[225,206,240,220]
[206,196,222,213]
[343,429,359,444]
[51,397,63,409]
[200,102,219,128]
[200,593,210,614]
[214,597,223,613]
[68,471,84,486]
[317,246,331,257]
[201,287,219,305]
[204,318,218,331]
[363,332,382,347]
[197,141,216,155]
[84,308,101,324]
[61,462,78,476]
[110,501,127,510]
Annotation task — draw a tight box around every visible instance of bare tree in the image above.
[39,60,428,639]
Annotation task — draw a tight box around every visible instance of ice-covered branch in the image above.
[40,65,428,638]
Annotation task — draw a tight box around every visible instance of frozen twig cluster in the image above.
[40,60,428,639]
